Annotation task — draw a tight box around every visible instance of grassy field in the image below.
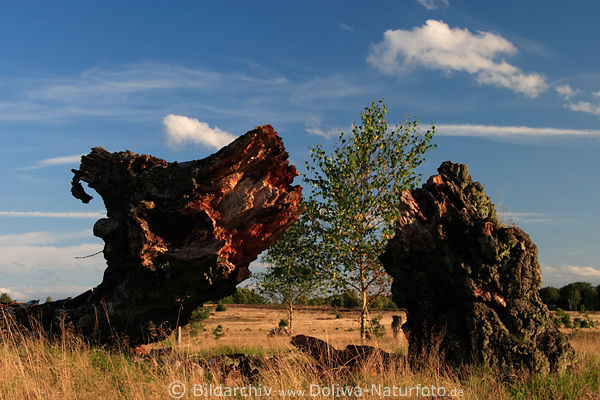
[1,305,599,399]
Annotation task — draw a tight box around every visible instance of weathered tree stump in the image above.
[4,125,302,346]
[380,161,574,373]
[291,334,402,370]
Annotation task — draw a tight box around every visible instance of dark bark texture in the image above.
[380,161,574,373]
[5,125,302,346]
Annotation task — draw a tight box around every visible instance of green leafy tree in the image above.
[304,99,435,340]
[539,286,560,310]
[559,283,583,311]
[258,213,322,334]
[580,285,599,311]
[221,287,265,304]
[0,292,12,304]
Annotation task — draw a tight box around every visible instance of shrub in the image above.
[371,296,398,310]
[212,324,225,339]
[221,287,265,304]
[553,317,562,328]
[278,319,288,328]
[189,305,211,335]
[215,301,227,312]
[561,313,572,329]
[367,315,386,339]
[190,306,211,322]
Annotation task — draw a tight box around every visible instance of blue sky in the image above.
[1,0,599,301]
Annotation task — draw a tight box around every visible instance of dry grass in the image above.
[1,305,599,399]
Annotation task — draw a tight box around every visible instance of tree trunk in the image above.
[288,301,294,335]
[4,125,302,346]
[360,270,368,341]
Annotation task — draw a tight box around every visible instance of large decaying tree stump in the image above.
[380,161,574,373]
[6,125,302,346]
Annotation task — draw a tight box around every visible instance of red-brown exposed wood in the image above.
[3,125,302,346]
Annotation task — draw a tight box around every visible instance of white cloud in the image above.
[416,0,449,10]
[162,114,237,150]
[0,285,94,302]
[305,117,345,139]
[0,230,91,246]
[17,154,82,170]
[566,101,600,115]
[0,211,105,218]
[541,263,600,287]
[339,23,353,32]
[0,243,104,272]
[0,287,18,299]
[436,123,600,138]
[367,20,548,97]
[565,265,600,278]
[594,91,600,98]
[555,84,581,100]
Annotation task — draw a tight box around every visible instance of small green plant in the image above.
[561,313,573,329]
[212,324,225,339]
[278,319,288,328]
[215,301,227,312]
[367,315,386,339]
[189,305,211,335]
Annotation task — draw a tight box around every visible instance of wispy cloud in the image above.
[594,91,600,98]
[367,20,548,97]
[566,100,600,115]
[17,154,82,170]
[555,84,581,100]
[0,243,104,272]
[498,211,556,224]
[30,63,288,101]
[0,285,95,302]
[339,23,353,32]
[0,62,289,122]
[0,63,366,127]
[0,211,105,218]
[0,230,92,246]
[163,114,237,150]
[416,0,449,10]
[565,265,600,278]
[436,123,600,138]
[290,75,368,106]
[305,117,346,139]
[541,262,600,287]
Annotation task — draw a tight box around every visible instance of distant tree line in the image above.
[539,282,600,311]
[219,287,397,310]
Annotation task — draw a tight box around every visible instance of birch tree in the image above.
[304,99,436,340]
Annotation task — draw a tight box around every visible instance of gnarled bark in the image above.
[380,161,574,373]
[5,125,302,346]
